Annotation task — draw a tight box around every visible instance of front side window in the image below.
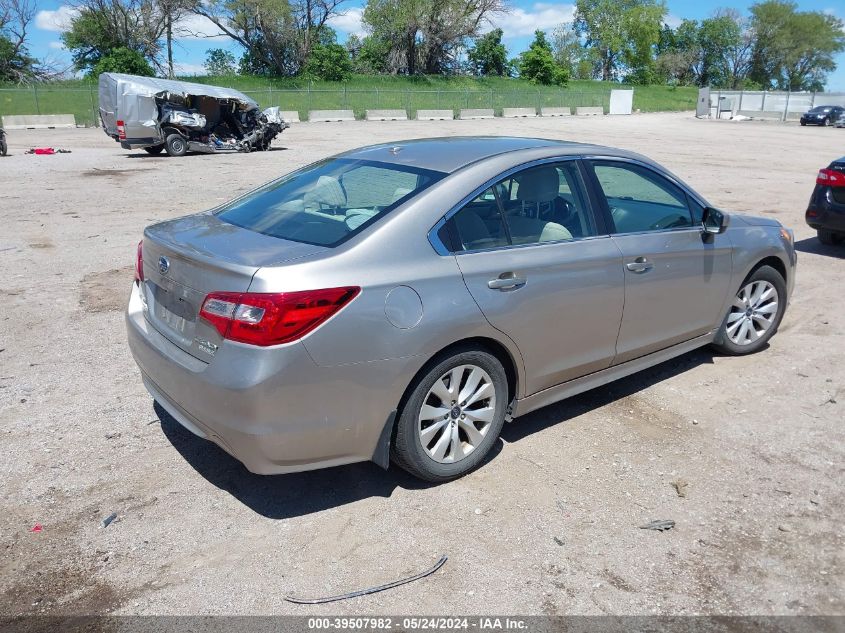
[590,161,694,233]
[217,158,443,246]
[448,161,597,252]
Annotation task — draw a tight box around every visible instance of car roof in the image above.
[336,136,637,174]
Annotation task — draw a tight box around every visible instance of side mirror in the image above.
[702,207,729,234]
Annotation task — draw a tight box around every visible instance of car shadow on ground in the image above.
[157,348,714,519]
[156,402,445,519]
[794,237,845,259]
[501,347,715,444]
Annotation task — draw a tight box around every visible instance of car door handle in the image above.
[488,273,527,290]
[625,257,653,273]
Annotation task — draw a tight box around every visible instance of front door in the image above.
[586,159,734,364]
[445,160,625,395]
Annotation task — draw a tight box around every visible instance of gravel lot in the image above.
[0,113,843,618]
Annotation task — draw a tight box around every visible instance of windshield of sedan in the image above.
[809,106,833,113]
[216,158,444,246]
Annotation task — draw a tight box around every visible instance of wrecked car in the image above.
[98,73,289,157]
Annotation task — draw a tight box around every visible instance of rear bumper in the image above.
[125,282,407,474]
[806,188,845,232]
[120,137,163,150]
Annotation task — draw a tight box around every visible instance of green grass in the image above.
[0,75,698,127]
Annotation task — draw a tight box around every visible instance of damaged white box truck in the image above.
[98,73,289,156]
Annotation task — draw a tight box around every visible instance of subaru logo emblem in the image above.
[158,256,170,275]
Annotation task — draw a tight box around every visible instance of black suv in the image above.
[800,105,844,126]
[806,158,845,244]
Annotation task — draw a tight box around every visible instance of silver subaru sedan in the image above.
[127,137,796,482]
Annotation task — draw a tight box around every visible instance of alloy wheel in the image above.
[417,364,496,464]
[726,280,779,346]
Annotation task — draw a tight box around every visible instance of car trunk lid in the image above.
[141,213,327,359]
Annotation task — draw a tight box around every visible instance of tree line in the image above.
[1,0,843,91]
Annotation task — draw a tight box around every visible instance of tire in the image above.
[825,117,832,126]
[800,121,806,126]
[0,137,6,156]
[817,229,842,245]
[143,144,164,155]
[711,265,787,356]
[392,347,508,482]
[164,134,187,157]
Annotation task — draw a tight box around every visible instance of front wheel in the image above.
[392,348,508,482]
[712,265,786,356]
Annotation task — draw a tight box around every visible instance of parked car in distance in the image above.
[806,157,845,244]
[127,137,796,482]
[800,105,844,126]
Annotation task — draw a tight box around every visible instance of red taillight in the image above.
[817,168,845,187]
[199,287,361,346]
[117,120,126,140]
[134,240,144,282]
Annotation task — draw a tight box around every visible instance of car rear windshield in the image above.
[215,158,444,246]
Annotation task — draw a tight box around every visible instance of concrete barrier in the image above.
[737,110,783,121]
[365,109,408,121]
[280,110,301,123]
[540,107,572,117]
[308,109,355,122]
[575,106,604,116]
[2,114,76,129]
[416,109,453,120]
[502,107,537,118]
[459,108,495,120]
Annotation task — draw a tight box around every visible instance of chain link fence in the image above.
[0,85,610,127]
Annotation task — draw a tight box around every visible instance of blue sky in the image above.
[28,0,845,90]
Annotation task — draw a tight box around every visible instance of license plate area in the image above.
[145,280,203,348]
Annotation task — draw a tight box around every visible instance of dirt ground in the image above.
[0,113,843,618]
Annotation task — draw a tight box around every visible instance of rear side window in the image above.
[446,161,598,252]
[216,158,443,246]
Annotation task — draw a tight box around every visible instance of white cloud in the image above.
[174,13,228,41]
[488,3,576,39]
[35,6,78,32]
[174,62,208,76]
[327,7,367,38]
[48,41,65,50]
[664,14,682,28]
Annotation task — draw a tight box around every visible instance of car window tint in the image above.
[216,158,443,246]
[449,188,510,251]
[499,163,596,244]
[591,162,693,233]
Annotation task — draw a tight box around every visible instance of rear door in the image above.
[585,159,733,364]
[445,160,625,395]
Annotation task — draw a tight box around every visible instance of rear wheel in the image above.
[712,265,786,356]
[817,229,843,245]
[164,134,187,157]
[143,144,164,155]
[392,348,508,482]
